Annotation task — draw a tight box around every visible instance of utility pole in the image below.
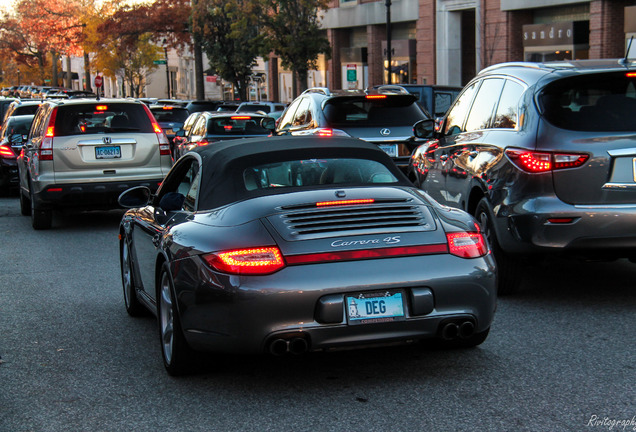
[386,0,392,84]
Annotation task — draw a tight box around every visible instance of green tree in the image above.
[260,0,331,97]
[191,0,265,101]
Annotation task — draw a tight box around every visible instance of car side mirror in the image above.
[413,119,436,139]
[118,186,152,208]
[260,117,276,132]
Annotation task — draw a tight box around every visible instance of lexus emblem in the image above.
[380,128,391,136]
[103,137,112,145]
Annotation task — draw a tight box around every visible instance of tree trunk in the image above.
[51,52,58,87]
[297,68,309,93]
[291,71,298,99]
[65,56,72,89]
[84,52,92,92]
[194,41,204,100]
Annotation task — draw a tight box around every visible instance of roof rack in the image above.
[478,62,544,75]
[301,87,331,96]
[369,85,411,95]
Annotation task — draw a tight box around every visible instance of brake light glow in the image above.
[162,106,173,110]
[196,139,209,146]
[204,247,285,275]
[366,95,387,99]
[286,244,448,265]
[0,144,15,158]
[96,105,108,111]
[44,107,58,138]
[446,232,488,258]
[143,104,171,155]
[316,199,375,207]
[627,72,636,77]
[317,128,333,137]
[506,149,588,173]
[231,116,251,120]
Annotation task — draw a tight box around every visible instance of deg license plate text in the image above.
[346,291,405,325]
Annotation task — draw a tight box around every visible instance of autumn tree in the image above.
[260,0,331,97]
[191,0,266,101]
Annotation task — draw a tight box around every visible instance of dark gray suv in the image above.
[412,59,636,294]
[273,87,429,171]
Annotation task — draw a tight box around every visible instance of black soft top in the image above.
[192,135,411,210]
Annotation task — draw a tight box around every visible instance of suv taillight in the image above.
[143,104,171,155]
[39,107,58,161]
[505,149,588,173]
[446,232,488,258]
[0,144,15,159]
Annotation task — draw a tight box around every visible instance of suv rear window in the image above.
[324,96,426,127]
[55,103,153,136]
[208,116,270,136]
[150,107,190,123]
[540,72,636,131]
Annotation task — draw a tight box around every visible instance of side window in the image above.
[191,116,206,137]
[464,78,505,132]
[292,98,312,127]
[29,106,49,139]
[493,80,524,129]
[444,82,478,136]
[182,163,200,212]
[158,158,200,212]
[278,98,302,130]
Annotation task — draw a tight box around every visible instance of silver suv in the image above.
[18,98,173,229]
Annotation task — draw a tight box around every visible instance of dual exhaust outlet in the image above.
[268,337,309,356]
[441,320,475,340]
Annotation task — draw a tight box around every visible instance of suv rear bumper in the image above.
[32,179,163,210]
[494,196,636,258]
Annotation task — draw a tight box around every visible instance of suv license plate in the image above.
[346,291,405,325]
[379,144,398,158]
[96,146,121,159]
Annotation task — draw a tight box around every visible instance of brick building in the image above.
[303,0,636,94]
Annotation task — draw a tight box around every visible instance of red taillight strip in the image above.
[231,116,251,120]
[285,244,448,265]
[0,144,15,158]
[366,95,387,99]
[316,199,375,207]
[505,148,588,173]
[45,107,58,138]
[203,247,285,275]
[446,232,488,258]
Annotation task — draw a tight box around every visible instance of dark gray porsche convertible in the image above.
[118,136,497,375]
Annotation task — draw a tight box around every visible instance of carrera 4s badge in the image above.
[331,236,401,247]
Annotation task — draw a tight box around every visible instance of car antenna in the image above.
[620,36,634,66]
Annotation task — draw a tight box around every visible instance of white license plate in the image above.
[379,144,398,158]
[95,146,121,159]
[346,291,405,324]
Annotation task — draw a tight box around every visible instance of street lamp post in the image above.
[17,69,20,86]
[386,0,392,84]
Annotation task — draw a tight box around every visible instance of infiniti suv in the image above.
[18,98,173,229]
[412,59,636,293]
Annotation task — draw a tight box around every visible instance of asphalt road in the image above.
[0,196,634,432]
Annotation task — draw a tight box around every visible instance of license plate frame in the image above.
[346,291,405,325]
[379,144,398,158]
[95,145,121,159]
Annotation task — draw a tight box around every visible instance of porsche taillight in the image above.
[446,232,488,258]
[203,247,285,275]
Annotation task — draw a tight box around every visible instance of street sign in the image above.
[347,64,357,82]
[153,59,167,65]
[94,75,103,88]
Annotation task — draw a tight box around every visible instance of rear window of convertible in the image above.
[243,158,398,191]
[55,103,154,136]
[539,72,636,131]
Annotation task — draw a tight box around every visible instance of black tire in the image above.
[120,237,146,317]
[157,263,194,376]
[19,190,31,216]
[474,198,523,295]
[30,191,52,230]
